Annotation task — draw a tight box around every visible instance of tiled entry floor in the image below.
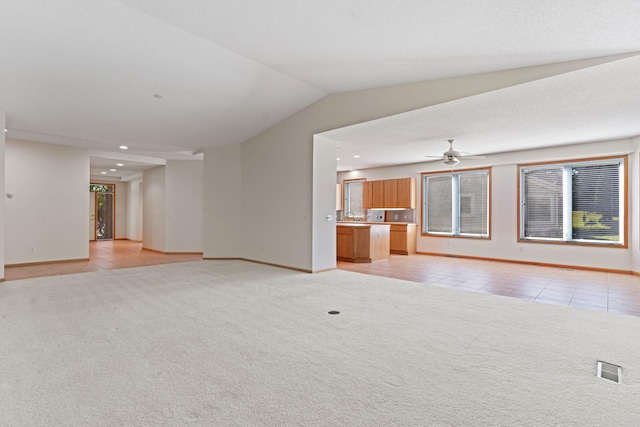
[4,240,202,281]
[338,254,640,316]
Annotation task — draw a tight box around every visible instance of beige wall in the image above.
[143,166,166,252]
[205,56,616,271]
[165,160,203,253]
[203,144,242,258]
[5,139,89,264]
[0,113,4,279]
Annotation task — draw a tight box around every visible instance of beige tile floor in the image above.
[6,242,640,317]
[4,240,202,281]
[338,254,640,316]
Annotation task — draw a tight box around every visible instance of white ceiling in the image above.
[2,1,640,172]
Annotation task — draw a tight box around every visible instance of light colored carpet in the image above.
[1,260,639,426]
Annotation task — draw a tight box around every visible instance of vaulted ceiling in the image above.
[2,1,640,175]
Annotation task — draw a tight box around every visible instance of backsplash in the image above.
[384,210,415,222]
[336,209,415,223]
[366,210,385,222]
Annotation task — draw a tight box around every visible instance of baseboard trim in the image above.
[6,258,90,268]
[416,251,632,275]
[203,257,313,273]
[142,247,203,256]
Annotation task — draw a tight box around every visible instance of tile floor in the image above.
[4,240,202,281]
[338,254,640,316]
[6,242,640,317]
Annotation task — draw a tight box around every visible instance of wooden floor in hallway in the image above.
[4,240,202,281]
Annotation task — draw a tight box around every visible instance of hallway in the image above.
[4,240,202,281]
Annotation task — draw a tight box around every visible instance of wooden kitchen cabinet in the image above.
[362,178,415,209]
[371,180,385,208]
[363,181,372,209]
[396,178,415,209]
[389,223,417,255]
[337,223,390,262]
[384,180,397,207]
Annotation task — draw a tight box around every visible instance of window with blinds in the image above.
[343,179,364,218]
[520,157,624,245]
[423,169,490,237]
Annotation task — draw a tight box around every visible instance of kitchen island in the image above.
[336,223,390,263]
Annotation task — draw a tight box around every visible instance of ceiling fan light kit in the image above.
[425,139,485,166]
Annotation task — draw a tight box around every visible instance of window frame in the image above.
[517,155,628,248]
[421,167,491,239]
[343,178,366,219]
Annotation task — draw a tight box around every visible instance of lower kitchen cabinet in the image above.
[389,223,417,255]
[337,223,390,263]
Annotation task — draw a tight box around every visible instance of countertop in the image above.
[336,222,390,227]
[337,221,416,225]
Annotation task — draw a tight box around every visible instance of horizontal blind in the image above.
[459,171,488,235]
[523,167,563,239]
[427,175,452,233]
[571,163,620,242]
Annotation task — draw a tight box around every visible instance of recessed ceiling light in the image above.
[116,163,124,167]
[119,145,128,150]
[337,158,341,161]
[101,171,107,174]
[353,155,360,158]
[110,169,117,172]
[3,129,6,132]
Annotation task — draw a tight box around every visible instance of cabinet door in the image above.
[362,181,372,209]
[384,179,398,208]
[396,178,415,208]
[336,228,353,259]
[371,180,385,208]
[389,230,403,252]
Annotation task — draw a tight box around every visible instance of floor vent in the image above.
[597,361,622,383]
[328,311,340,315]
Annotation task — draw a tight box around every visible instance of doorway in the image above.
[90,184,115,241]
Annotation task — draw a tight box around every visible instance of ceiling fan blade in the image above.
[424,155,444,158]
[461,155,486,159]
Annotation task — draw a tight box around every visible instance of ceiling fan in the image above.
[425,139,486,166]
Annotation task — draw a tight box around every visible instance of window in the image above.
[343,179,365,219]
[519,156,625,245]
[422,168,490,237]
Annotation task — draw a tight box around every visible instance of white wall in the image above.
[114,181,127,239]
[142,166,166,252]
[312,136,338,271]
[5,139,89,264]
[0,112,5,279]
[338,138,635,272]
[203,145,242,258]
[215,57,609,271]
[631,136,640,274]
[127,179,143,241]
[165,160,203,253]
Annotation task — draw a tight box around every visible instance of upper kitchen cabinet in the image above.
[362,178,415,209]
[371,180,385,208]
[396,178,415,209]
[384,180,398,207]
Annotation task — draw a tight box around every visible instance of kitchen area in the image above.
[336,177,417,263]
